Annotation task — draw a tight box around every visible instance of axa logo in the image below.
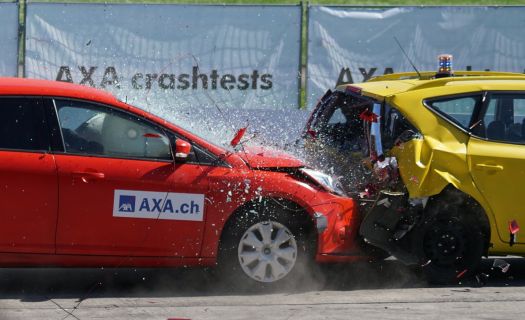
[137,198,200,214]
[119,195,136,212]
[114,190,204,221]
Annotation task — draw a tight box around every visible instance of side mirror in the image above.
[173,139,192,162]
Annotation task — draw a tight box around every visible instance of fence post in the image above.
[17,0,26,77]
[298,0,308,109]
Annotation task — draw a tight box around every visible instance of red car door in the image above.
[0,97,58,254]
[51,99,208,257]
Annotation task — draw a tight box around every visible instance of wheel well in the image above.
[220,197,316,244]
[426,186,491,255]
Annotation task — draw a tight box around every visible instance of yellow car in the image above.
[304,68,525,283]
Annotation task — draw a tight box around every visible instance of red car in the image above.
[0,78,365,285]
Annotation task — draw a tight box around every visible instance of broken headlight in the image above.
[300,168,346,197]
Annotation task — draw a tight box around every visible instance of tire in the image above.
[217,203,316,290]
[412,197,485,285]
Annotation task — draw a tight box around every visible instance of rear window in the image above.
[425,95,481,129]
[0,97,49,151]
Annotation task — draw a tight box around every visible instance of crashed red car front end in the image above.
[312,198,362,263]
[239,147,363,262]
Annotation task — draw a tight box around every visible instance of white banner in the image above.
[26,4,301,110]
[26,3,304,149]
[308,6,525,108]
[0,3,18,77]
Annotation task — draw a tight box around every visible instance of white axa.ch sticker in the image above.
[113,189,204,221]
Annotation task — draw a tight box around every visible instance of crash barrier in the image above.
[2,2,525,140]
[25,3,302,111]
[0,1,19,77]
[307,6,525,108]
[22,2,308,144]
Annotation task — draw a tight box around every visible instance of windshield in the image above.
[128,101,236,152]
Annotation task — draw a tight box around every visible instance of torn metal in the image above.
[303,89,427,265]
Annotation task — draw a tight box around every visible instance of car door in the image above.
[468,92,525,245]
[0,97,58,254]
[50,98,209,257]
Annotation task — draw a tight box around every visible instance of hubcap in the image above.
[423,218,466,267]
[237,221,298,283]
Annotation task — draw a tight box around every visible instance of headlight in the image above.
[300,168,346,196]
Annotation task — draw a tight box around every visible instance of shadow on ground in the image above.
[0,258,523,301]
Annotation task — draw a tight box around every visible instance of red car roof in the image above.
[0,77,234,158]
[0,77,119,106]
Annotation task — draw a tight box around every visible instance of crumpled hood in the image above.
[237,146,304,169]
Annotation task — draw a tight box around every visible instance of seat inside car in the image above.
[507,123,522,142]
[101,114,170,159]
[486,120,506,141]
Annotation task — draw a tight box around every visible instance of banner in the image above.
[307,6,525,108]
[25,4,305,148]
[0,3,18,77]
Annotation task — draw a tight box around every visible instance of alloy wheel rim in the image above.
[237,221,298,283]
[423,219,467,267]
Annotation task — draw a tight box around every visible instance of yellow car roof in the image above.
[336,71,525,102]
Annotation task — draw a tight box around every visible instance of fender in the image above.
[200,169,360,259]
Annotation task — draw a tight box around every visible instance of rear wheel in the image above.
[412,199,485,284]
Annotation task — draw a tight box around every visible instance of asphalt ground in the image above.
[0,257,524,319]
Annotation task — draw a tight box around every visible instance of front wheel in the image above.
[237,220,298,283]
[217,210,315,289]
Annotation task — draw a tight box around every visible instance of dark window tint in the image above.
[426,95,481,129]
[0,98,49,151]
[480,94,525,143]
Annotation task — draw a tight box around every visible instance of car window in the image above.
[382,104,417,150]
[309,91,370,152]
[327,108,347,125]
[426,95,480,129]
[483,99,496,125]
[482,94,525,143]
[0,97,49,151]
[55,99,171,160]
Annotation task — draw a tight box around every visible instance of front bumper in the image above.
[311,198,368,263]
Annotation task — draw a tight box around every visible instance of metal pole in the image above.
[17,0,26,78]
[298,0,308,109]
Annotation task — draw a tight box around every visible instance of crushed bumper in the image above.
[311,198,368,263]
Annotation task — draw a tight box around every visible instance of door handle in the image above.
[475,163,503,171]
[72,171,105,183]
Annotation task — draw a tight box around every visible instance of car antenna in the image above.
[394,36,421,79]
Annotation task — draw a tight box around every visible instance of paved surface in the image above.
[0,258,524,320]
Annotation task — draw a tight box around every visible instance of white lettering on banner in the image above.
[113,189,204,221]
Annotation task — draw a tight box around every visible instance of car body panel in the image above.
[238,146,305,169]
[0,151,58,254]
[306,71,525,262]
[467,137,525,248]
[0,253,214,267]
[200,167,363,261]
[55,154,207,257]
[0,77,367,269]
